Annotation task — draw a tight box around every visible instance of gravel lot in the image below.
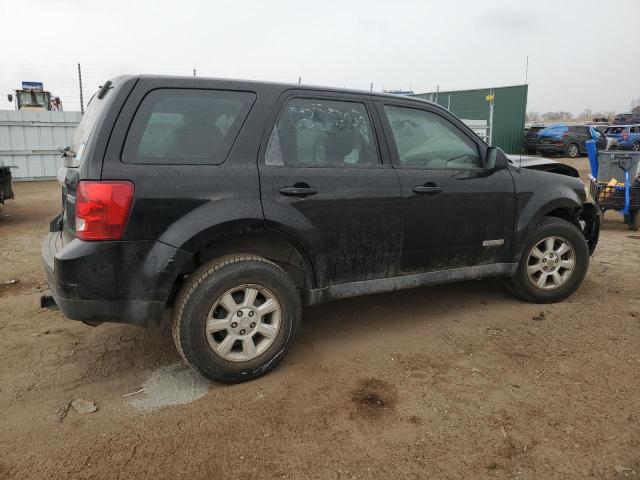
[1,158,639,479]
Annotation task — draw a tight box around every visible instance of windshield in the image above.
[17,90,49,109]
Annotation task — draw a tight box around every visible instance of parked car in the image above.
[537,124,607,158]
[613,112,640,125]
[591,117,610,123]
[604,125,640,151]
[42,75,600,383]
[523,125,544,154]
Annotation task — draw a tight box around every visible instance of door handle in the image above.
[279,186,318,197]
[413,185,442,195]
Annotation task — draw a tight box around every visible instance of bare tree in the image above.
[593,110,616,121]
[541,111,574,122]
[578,108,593,121]
[526,111,541,123]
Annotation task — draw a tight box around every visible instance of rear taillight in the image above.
[75,181,134,241]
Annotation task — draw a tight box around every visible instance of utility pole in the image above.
[298,76,301,84]
[524,55,529,84]
[193,68,196,77]
[370,83,373,92]
[77,63,84,114]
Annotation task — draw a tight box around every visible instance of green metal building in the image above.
[413,84,528,154]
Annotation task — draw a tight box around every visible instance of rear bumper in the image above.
[42,232,193,327]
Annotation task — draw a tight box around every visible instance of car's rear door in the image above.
[376,99,515,274]
[258,91,403,287]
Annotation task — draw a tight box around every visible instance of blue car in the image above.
[604,125,640,151]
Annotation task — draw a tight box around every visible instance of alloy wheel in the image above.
[205,284,281,362]
[526,236,576,290]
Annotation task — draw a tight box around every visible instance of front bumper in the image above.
[580,202,600,256]
[42,232,193,327]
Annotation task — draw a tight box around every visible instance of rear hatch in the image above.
[57,77,132,244]
[524,126,543,144]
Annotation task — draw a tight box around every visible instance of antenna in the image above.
[77,63,84,114]
[520,56,530,170]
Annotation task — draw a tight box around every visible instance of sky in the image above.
[0,0,638,115]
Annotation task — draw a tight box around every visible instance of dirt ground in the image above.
[1,159,639,479]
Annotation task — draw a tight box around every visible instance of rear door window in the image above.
[122,89,255,164]
[265,97,380,167]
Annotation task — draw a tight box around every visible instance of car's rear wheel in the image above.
[566,143,579,158]
[508,217,589,303]
[632,140,640,152]
[172,255,301,383]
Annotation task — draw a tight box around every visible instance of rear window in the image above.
[605,127,625,134]
[67,86,112,167]
[122,89,255,165]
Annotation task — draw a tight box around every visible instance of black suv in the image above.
[523,125,544,154]
[537,125,606,158]
[42,76,600,383]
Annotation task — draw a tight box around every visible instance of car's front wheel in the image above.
[172,255,301,383]
[508,217,589,303]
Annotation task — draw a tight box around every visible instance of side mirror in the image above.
[486,146,509,170]
[7,94,13,102]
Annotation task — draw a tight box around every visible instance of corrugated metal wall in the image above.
[414,85,528,154]
[0,110,81,179]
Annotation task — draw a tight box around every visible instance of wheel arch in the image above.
[167,221,317,305]
[513,195,584,262]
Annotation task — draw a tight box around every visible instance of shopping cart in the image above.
[587,142,640,231]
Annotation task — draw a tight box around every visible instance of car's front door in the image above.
[259,93,403,288]
[377,101,516,274]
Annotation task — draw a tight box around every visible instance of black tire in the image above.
[625,211,638,231]
[566,143,579,158]
[172,255,301,383]
[508,217,589,303]
[632,140,640,152]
